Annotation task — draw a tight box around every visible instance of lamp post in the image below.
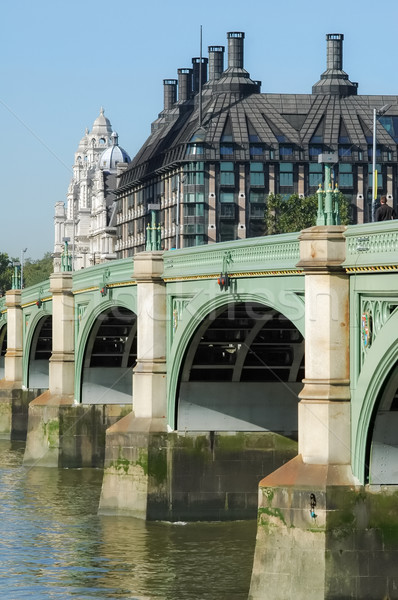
[372,104,391,221]
[21,247,27,289]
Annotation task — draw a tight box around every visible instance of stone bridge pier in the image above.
[249,226,398,600]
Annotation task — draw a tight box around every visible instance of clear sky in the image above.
[2,0,398,260]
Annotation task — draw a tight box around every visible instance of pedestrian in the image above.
[375,196,396,221]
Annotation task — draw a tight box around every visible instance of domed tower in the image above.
[53,109,130,271]
[90,131,131,263]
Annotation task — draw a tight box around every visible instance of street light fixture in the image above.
[372,104,391,221]
[21,248,27,289]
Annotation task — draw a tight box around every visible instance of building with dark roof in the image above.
[115,32,398,256]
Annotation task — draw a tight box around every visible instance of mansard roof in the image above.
[117,31,398,192]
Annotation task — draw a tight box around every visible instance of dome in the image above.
[99,132,131,172]
[92,107,112,136]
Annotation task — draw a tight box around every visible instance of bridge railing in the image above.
[21,280,51,307]
[72,258,135,293]
[343,221,398,270]
[162,232,301,279]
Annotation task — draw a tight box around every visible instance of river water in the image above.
[0,440,257,599]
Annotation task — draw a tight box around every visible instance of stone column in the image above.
[132,251,167,422]
[4,289,23,383]
[249,226,361,600]
[23,272,75,467]
[49,272,75,396]
[297,225,350,464]
[99,251,167,517]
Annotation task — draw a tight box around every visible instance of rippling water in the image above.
[0,441,256,599]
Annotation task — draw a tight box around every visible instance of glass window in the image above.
[339,146,352,157]
[220,162,235,185]
[185,172,204,185]
[250,171,265,186]
[280,163,293,187]
[339,164,353,188]
[309,163,323,187]
[220,144,234,156]
[186,144,204,156]
[280,145,293,156]
[184,192,205,203]
[220,192,234,203]
[250,191,266,203]
[309,145,322,156]
[250,145,264,156]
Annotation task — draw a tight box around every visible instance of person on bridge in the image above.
[376,196,396,221]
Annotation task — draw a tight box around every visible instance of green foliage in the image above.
[23,253,53,287]
[264,192,352,235]
[0,253,13,295]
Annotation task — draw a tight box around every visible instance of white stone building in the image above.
[54,108,130,271]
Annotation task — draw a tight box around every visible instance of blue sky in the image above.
[2,0,398,259]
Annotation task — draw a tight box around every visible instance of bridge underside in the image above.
[177,302,304,434]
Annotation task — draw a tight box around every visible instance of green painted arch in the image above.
[74,293,137,403]
[167,287,305,427]
[22,309,52,388]
[352,309,398,483]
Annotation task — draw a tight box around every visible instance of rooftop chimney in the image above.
[227,32,245,69]
[208,46,225,80]
[163,79,177,110]
[192,57,208,93]
[312,33,358,96]
[178,68,193,102]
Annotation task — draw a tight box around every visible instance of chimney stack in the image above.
[227,32,245,69]
[312,33,357,96]
[178,68,193,102]
[192,57,208,93]
[326,33,344,71]
[208,46,225,80]
[163,79,177,110]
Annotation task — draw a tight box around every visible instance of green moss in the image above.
[147,448,167,485]
[258,506,287,526]
[273,434,298,452]
[217,433,246,452]
[43,419,59,448]
[136,449,149,476]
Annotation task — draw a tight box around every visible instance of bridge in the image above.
[0,221,397,598]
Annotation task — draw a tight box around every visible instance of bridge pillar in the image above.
[48,272,75,396]
[24,272,75,466]
[0,289,26,439]
[132,251,167,421]
[99,251,167,517]
[249,226,365,599]
[4,289,23,383]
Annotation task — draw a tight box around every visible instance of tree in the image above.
[23,253,53,287]
[0,253,14,295]
[264,192,352,235]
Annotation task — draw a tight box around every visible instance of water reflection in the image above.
[0,441,256,599]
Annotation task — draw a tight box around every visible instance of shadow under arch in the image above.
[0,324,6,379]
[77,302,137,405]
[25,314,52,389]
[168,290,305,430]
[353,310,398,484]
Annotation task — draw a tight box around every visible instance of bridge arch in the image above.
[24,312,52,389]
[168,288,305,429]
[353,309,398,484]
[75,298,137,404]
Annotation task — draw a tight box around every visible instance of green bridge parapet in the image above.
[162,232,301,280]
[343,220,398,271]
[21,280,51,308]
[72,258,135,294]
